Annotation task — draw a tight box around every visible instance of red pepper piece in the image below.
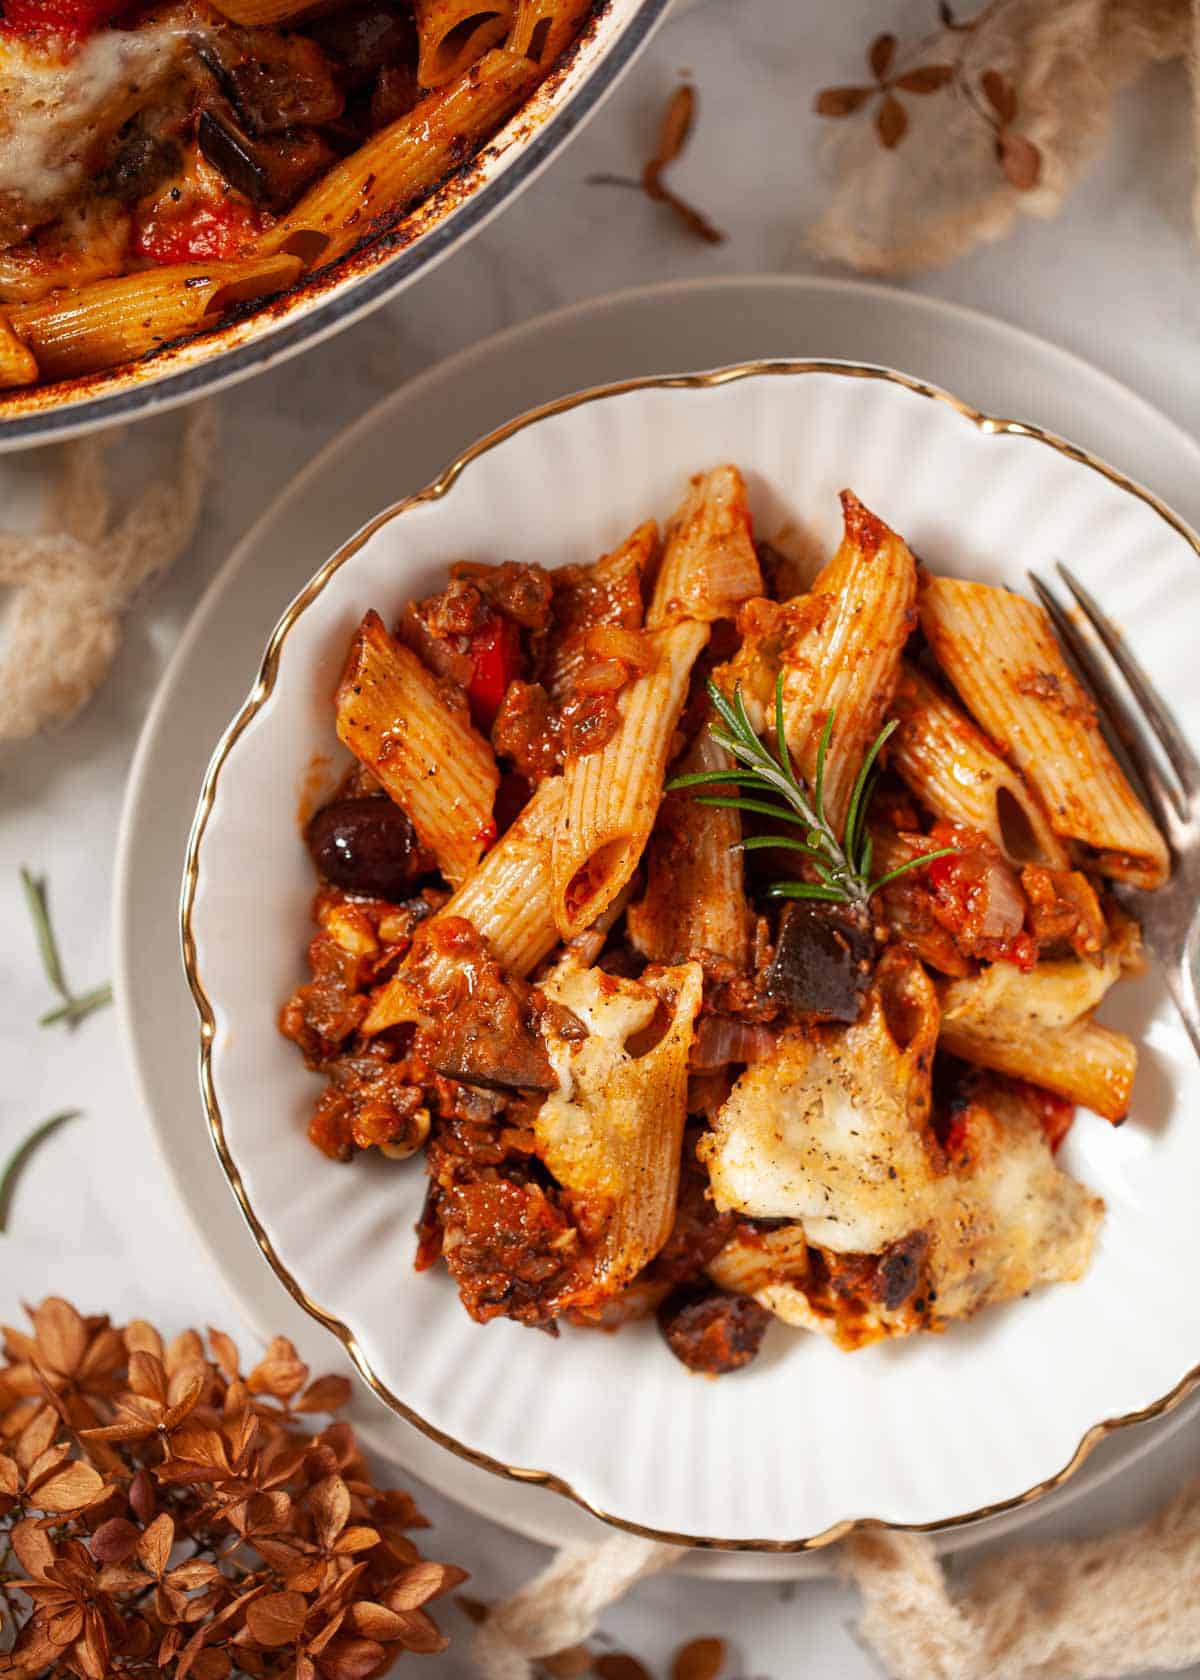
[465,612,522,733]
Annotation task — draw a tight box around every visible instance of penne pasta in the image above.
[362,777,565,1031]
[626,722,750,966]
[203,0,317,22]
[536,960,704,1300]
[0,312,37,388]
[920,576,1169,889]
[415,0,513,86]
[720,491,916,837]
[336,609,499,889]
[646,464,763,629]
[508,0,592,62]
[6,255,301,382]
[550,618,709,938]
[540,519,655,704]
[259,50,536,267]
[889,663,1069,868]
[938,951,1137,1121]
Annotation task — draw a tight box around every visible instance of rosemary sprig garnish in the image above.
[19,867,113,1029]
[667,675,956,907]
[0,1111,80,1234]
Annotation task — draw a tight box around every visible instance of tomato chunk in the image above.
[1,0,132,40]
[134,198,260,265]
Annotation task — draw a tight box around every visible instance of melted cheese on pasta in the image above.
[0,27,188,238]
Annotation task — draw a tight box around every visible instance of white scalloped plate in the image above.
[184,359,1200,1548]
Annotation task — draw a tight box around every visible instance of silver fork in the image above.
[1028,563,1200,1061]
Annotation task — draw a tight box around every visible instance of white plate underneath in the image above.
[116,275,1200,1578]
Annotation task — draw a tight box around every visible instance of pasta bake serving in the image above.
[0,0,590,390]
[280,467,1167,1376]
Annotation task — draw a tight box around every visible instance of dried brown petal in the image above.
[30,1299,88,1377]
[295,1376,353,1415]
[124,1320,165,1362]
[193,1652,233,1680]
[167,1560,222,1590]
[331,1525,379,1556]
[81,1605,109,1677]
[594,1659,652,1680]
[89,1517,140,1563]
[814,85,873,117]
[208,1327,241,1381]
[391,1608,448,1654]
[77,1325,124,1381]
[99,1563,152,1594]
[167,1330,206,1375]
[875,92,908,148]
[893,63,953,94]
[998,130,1041,188]
[318,1636,389,1679]
[541,1646,593,1678]
[981,68,1017,124]
[306,1606,348,1657]
[129,1466,156,1524]
[456,1594,490,1626]
[346,1603,406,1642]
[127,1350,168,1405]
[46,1604,85,1647]
[247,1338,309,1401]
[868,32,896,82]
[384,1561,469,1611]
[136,1511,174,1577]
[672,1637,727,1680]
[165,1366,206,1426]
[653,82,695,169]
[246,1590,308,1649]
[0,1453,19,1497]
[15,1405,57,1471]
[33,1459,104,1512]
[310,1475,351,1550]
[25,1441,70,1488]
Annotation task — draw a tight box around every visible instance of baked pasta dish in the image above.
[280,467,1167,1375]
[0,0,591,391]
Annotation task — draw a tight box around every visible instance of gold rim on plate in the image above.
[182,357,1200,1551]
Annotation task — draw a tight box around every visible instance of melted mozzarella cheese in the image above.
[702,1009,938,1254]
[0,27,188,239]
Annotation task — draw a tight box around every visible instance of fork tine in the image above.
[1027,571,1184,831]
[1056,563,1200,796]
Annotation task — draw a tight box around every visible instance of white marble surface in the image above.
[3,0,1200,1674]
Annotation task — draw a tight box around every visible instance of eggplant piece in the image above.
[657,1288,771,1375]
[420,979,556,1093]
[227,32,345,134]
[198,109,333,213]
[765,900,874,1024]
[102,124,183,206]
[307,0,418,85]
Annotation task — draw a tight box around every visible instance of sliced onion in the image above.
[690,1015,777,1072]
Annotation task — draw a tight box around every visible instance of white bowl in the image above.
[184,360,1200,1548]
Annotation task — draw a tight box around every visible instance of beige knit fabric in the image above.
[472,1535,684,1679]
[809,0,1193,274]
[471,1472,1200,1679]
[0,402,216,740]
[847,1484,1200,1679]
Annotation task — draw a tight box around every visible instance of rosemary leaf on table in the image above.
[0,1110,80,1233]
[19,866,113,1029]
